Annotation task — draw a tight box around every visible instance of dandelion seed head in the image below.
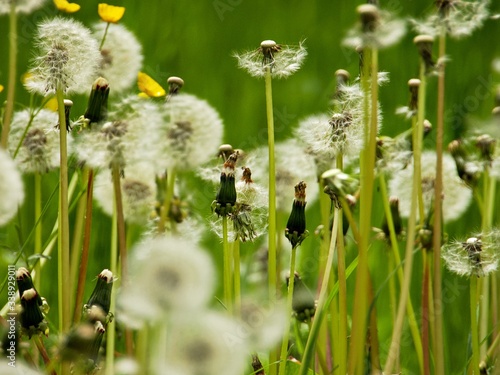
[8,109,62,173]
[92,23,143,93]
[0,149,24,226]
[0,0,45,14]
[158,93,223,171]
[159,311,247,375]
[234,40,307,79]
[246,139,318,212]
[389,151,472,222]
[343,8,406,49]
[442,230,500,277]
[26,17,101,95]
[93,163,157,224]
[119,236,215,325]
[411,0,490,39]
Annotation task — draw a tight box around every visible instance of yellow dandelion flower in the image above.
[137,72,166,98]
[0,85,4,93]
[98,3,125,23]
[54,0,80,13]
[44,97,58,112]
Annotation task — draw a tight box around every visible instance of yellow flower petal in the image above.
[44,97,59,112]
[0,85,4,93]
[54,0,81,13]
[98,3,126,23]
[137,72,166,98]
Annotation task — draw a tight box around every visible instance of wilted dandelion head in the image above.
[8,109,62,173]
[234,40,307,79]
[159,311,247,375]
[73,95,163,170]
[0,0,45,14]
[246,139,319,212]
[388,151,472,222]
[0,149,24,226]
[442,230,500,277]
[343,5,406,49]
[93,164,157,224]
[412,0,490,39]
[119,236,214,326]
[92,23,143,93]
[26,17,101,95]
[158,93,223,171]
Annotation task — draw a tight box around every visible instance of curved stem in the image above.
[1,2,17,149]
[278,246,297,375]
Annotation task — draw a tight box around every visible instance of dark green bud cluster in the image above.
[213,152,238,216]
[288,272,316,322]
[285,181,309,248]
[84,269,114,317]
[84,77,110,125]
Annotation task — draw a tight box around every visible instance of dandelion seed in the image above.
[412,0,490,39]
[442,230,500,277]
[8,109,62,173]
[119,236,215,326]
[388,151,472,222]
[234,40,307,79]
[0,0,45,14]
[343,4,406,49]
[0,149,24,226]
[94,163,157,224]
[159,311,247,375]
[26,18,100,95]
[93,23,143,93]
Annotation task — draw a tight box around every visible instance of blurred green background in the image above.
[1,0,500,373]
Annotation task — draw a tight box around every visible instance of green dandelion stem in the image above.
[222,216,233,314]
[233,239,241,316]
[278,245,297,375]
[99,22,111,50]
[34,173,42,293]
[158,169,176,233]
[470,276,480,374]
[432,28,446,375]
[0,1,17,149]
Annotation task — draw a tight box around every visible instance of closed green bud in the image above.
[287,272,316,322]
[85,269,114,315]
[20,288,48,337]
[285,181,308,248]
[213,152,238,216]
[84,77,110,125]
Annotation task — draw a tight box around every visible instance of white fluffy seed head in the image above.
[234,40,307,79]
[8,109,61,173]
[92,23,143,93]
[119,236,215,326]
[157,93,223,171]
[388,151,472,222]
[0,149,25,226]
[93,163,157,224]
[0,0,45,14]
[26,17,101,95]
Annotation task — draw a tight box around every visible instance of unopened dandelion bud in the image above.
[213,152,238,216]
[167,76,184,99]
[418,228,434,251]
[413,34,435,72]
[475,134,496,162]
[251,354,265,375]
[408,78,421,112]
[16,268,39,301]
[381,196,402,239]
[20,288,46,334]
[57,99,73,132]
[448,140,479,186]
[357,4,380,33]
[84,77,110,125]
[287,272,316,322]
[423,119,432,136]
[285,181,309,248]
[85,269,114,315]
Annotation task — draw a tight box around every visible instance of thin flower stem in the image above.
[298,208,339,375]
[99,22,111,50]
[470,276,480,374]
[349,46,377,375]
[422,250,431,375]
[73,168,95,324]
[33,335,56,375]
[293,320,305,356]
[432,28,446,375]
[105,197,119,375]
[233,239,241,316]
[34,173,42,293]
[265,66,278,375]
[56,87,71,335]
[0,2,17,149]
[112,166,128,281]
[278,245,297,375]
[137,326,149,374]
[158,169,176,233]
[222,216,233,314]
